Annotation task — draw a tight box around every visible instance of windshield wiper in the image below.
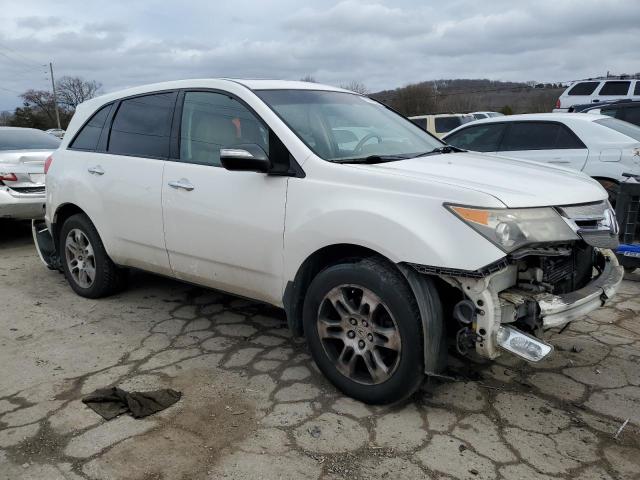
[409,145,466,158]
[333,154,409,164]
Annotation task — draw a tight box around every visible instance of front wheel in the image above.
[303,257,427,404]
[59,213,127,298]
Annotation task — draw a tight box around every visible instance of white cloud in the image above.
[0,0,638,110]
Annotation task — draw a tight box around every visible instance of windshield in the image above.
[0,129,61,151]
[256,90,443,162]
[595,117,640,141]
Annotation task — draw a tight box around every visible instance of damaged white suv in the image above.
[34,79,624,404]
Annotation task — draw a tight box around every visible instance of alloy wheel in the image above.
[65,228,96,288]
[316,284,402,385]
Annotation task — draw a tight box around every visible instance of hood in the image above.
[361,152,606,208]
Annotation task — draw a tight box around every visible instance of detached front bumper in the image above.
[500,249,624,330]
[0,186,46,220]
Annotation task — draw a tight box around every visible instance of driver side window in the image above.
[180,91,269,167]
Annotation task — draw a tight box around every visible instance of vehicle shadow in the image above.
[0,219,33,249]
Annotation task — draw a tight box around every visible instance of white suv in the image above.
[35,79,623,404]
[554,78,640,112]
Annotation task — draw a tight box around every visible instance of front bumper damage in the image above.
[442,249,623,362]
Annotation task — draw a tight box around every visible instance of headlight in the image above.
[446,205,578,252]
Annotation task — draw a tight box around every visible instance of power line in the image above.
[0,42,45,69]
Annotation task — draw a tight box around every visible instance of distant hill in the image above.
[370,78,564,116]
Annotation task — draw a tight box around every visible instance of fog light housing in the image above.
[496,326,553,362]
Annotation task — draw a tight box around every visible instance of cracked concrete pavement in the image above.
[1,219,639,480]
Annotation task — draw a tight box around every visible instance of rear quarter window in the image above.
[567,82,600,96]
[598,81,631,96]
[69,104,112,151]
[108,92,176,158]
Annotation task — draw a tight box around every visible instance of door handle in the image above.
[88,165,104,175]
[168,179,195,191]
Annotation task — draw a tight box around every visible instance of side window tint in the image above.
[70,104,112,151]
[446,124,505,152]
[623,106,640,127]
[108,92,176,158]
[634,82,640,96]
[500,122,561,151]
[555,126,585,149]
[180,91,269,167]
[599,81,630,96]
[410,118,427,130]
[600,107,621,119]
[567,82,599,96]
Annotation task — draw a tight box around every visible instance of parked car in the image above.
[34,79,623,404]
[0,127,60,220]
[443,113,640,202]
[581,100,640,127]
[470,111,504,120]
[408,113,474,138]
[45,128,65,139]
[554,77,640,112]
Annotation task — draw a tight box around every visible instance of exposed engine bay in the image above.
[444,241,623,363]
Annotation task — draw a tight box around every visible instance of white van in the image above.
[554,78,640,112]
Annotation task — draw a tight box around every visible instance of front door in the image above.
[498,121,589,172]
[162,91,288,304]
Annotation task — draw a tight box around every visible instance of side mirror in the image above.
[220,144,271,173]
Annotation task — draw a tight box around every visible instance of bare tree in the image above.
[56,76,102,109]
[20,89,58,124]
[299,74,317,83]
[0,111,13,126]
[339,80,369,95]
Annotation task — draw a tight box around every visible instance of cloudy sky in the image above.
[0,0,638,111]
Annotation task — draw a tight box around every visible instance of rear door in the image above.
[161,90,288,304]
[81,91,176,275]
[497,121,588,171]
[592,81,632,104]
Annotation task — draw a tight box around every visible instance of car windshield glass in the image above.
[256,90,443,162]
[0,129,61,151]
[595,117,640,141]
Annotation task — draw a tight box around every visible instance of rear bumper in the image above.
[499,249,624,330]
[0,186,46,219]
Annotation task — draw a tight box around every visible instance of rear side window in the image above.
[595,117,640,141]
[622,106,640,127]
[500,122,584,151]
[567,82,599,96]
[435,117,463,134]
[445,124,506,152]
[108,92,176,158]
[635,82,640,95]
[410,118,427,130]
[70,104,112,151]
[599,81,631,96]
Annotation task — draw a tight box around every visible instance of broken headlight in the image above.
[446,205,578,253]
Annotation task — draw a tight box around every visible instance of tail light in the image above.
[44,155,53,174]
[0,173,18,182]
[555,98,561,109]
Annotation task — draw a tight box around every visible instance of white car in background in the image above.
[444,113,640,201]
[470,111,504,120]
[35,79,623,404]
[554,78,640,112]
[0,127,60,219]
[408,113,474,138]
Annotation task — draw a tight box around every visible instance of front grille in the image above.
[616,183,640,245]
[10,186,45,194]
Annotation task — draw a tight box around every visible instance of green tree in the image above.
[499,105,514,115]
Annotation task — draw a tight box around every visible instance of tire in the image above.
[303,257,429,404]
[59,213,127,298]
[596,178,619,206]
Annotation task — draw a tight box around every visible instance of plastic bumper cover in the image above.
[0,187,46,219]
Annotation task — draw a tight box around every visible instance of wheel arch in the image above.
[51,203,88,252]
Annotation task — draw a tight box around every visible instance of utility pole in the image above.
[49,62,61,129]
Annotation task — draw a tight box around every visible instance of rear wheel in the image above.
[303,257,427,404]
[60,213,126,298]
